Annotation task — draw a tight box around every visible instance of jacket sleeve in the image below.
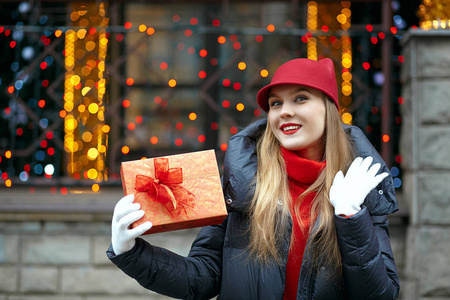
[335,206,400,300]
[106,218,227,300]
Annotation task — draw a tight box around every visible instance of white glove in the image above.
[329,156,389,216]
[111,194,153,255]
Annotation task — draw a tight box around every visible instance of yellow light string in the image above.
[418,0,450,29]
[307,1,318,60]
[64,2,109,183]
[340,1,353,123]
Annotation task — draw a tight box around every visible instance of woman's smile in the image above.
[280,123,302,134]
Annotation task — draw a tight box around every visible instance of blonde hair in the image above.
[248,97,354,271]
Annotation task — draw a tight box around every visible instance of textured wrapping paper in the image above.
[120,149,227,234]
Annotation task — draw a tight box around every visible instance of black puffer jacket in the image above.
[107,118,400,300]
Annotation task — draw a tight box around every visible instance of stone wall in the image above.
[0,218,200,300]
[400,29,450,300]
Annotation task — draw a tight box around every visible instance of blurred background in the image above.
[1,0,449,299]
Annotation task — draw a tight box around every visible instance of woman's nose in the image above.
[279,103,294,118]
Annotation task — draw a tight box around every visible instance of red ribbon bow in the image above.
[135,158,195,217]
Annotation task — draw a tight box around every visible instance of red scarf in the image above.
[281,147,325,300]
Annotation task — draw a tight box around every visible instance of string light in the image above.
[138,24,147,32]
[198,135,206,143]
[64,2,109,183]
[222,100,230,108]
[168,79,177,87]
[418,0,450,29]
[267,24,275,32]
[260,69,269,77]
[189,113,197,121]
[340,1,353,112]
[121,146,130,154]
[306,1,318,60]
[342,112,352,125]
[211,123,219,130]
[238,62,246,70]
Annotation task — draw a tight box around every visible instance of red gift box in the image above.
[120,149,227,234]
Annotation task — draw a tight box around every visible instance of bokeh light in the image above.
[126,78,134,86]
[342,112,352,124]
[189,113,197,121]
[121,146,130,154]
[92,183,100,192]
[139,24,147,32]
[150,136,159,144]
[211,123,219,130]
[44,164,55,176]
[198,135,206,143]
[127,123,136,130]
[222,100,230,108]
[168,79,177,87]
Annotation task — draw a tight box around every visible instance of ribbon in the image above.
[135,157,195,217]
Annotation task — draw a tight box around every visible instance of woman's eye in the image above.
[269,100,282,107]
[295,96,307,102]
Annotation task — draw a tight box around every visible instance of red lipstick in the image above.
[280,123,301,135]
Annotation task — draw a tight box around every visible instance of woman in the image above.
[107,58,400,299]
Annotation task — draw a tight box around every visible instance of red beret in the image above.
[257,58,339,112]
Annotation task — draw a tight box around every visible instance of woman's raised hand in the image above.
[329,156,388,217]
[111,194,153,255]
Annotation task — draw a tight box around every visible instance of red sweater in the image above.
[281,147,325,300]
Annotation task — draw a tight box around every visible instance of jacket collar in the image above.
[222,119,398,216]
